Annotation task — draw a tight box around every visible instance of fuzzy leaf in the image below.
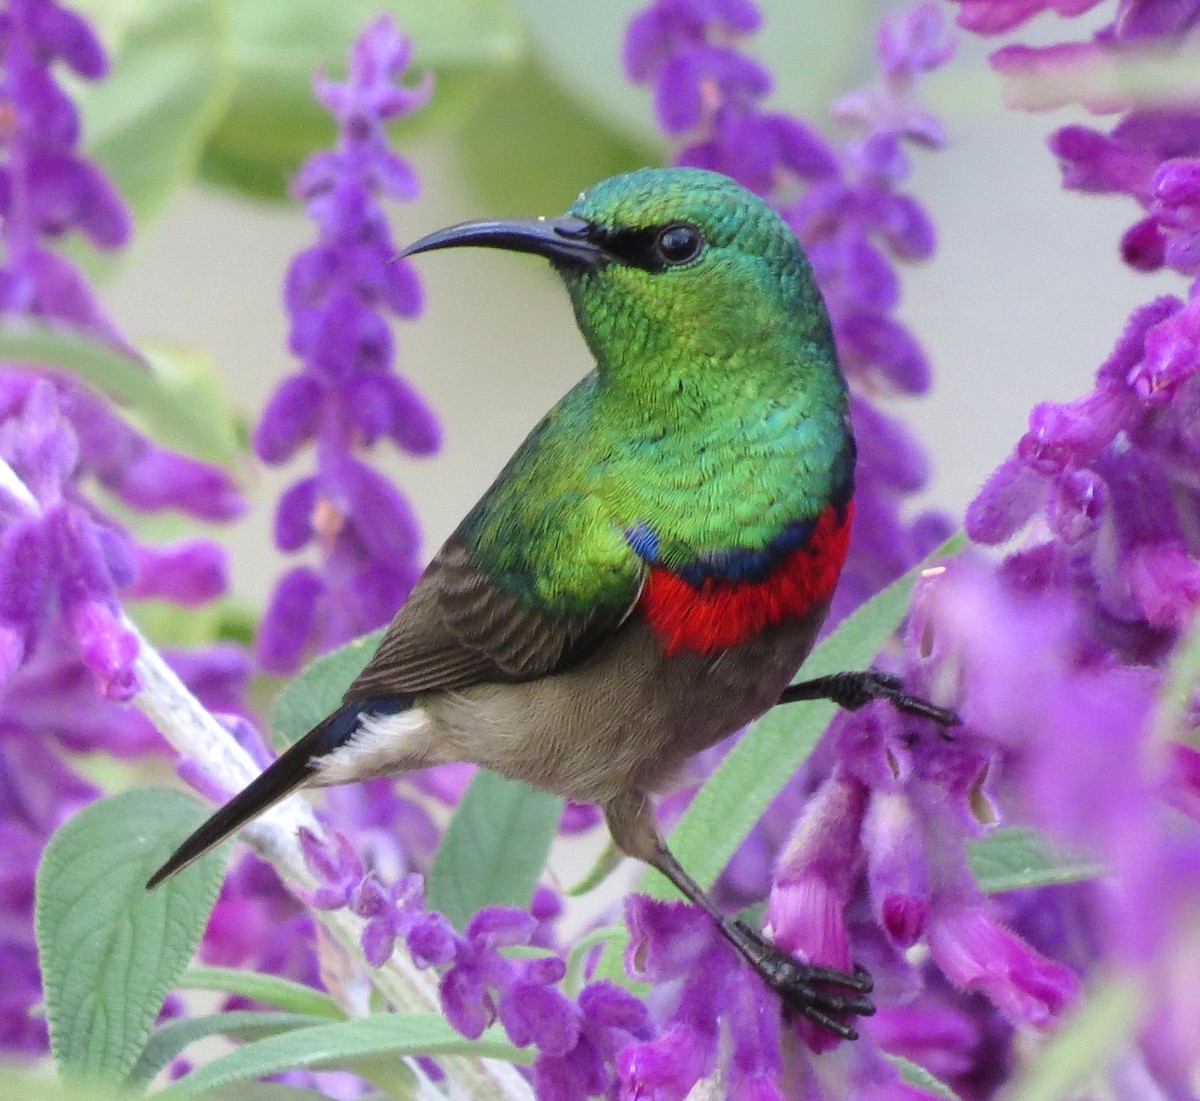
[428,768,563,929]
[969,827,1103,894]
[126,1012,327,1088]
[0,1067,132,1101]
[156,1014,529,1099]
[199,0,525,200]
[175,966,343,1019]
[36,787,226,1082]
[191,1088,335,1101]
[269,627,384,745]
[0,321,240,465]
[889,1055,963,1099]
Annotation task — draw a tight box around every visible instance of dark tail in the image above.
[146,701,374,890]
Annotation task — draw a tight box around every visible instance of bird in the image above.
[148,167,956,1038]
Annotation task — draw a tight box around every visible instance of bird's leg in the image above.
[604,792,874,1040]
[778,670,959,728]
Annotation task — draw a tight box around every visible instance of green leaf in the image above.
[200,0,525,201]
[564,925,625,996]
[141,342,243,464]
[566,839,622,896]
[199,1087,339,1101]
[888,1055,962,1100]
[70,0,233,254]
[1155,610,1200,746]
[428,769,563,929]
[1007,974,1143,1101]
[454,59,656,216]
[0,320,241,465]
[597,533,965,986]
[126,1012,327,1088]
[0,1067,133,1101]
[36,787,227,1082]
[157,1014,530,1099]
[175,967,343,1020]
[968,828,1103,895]
[270,628,385,745]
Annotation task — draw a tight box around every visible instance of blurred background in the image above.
[91,0,1178,606]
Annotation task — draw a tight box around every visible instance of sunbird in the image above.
[149,167,954,1038]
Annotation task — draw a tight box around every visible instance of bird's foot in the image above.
[856,671,960,729]
[780,670,960,733]
[726,919,874,1040]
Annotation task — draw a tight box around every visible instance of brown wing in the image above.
[343,539,644,703]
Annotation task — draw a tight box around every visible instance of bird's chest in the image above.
[634,500,854,655]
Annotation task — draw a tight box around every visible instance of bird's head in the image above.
[402,167,832,379]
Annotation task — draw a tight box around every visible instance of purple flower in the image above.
[926,906,1079,1027]
[622,896,784,1098]
[765,773,866,981]
[0,0,250,1062]
[948,0,1103,34]
[256,14,438,675]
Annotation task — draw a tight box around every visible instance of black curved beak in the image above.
[400,215,611,270]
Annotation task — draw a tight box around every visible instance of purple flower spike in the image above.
[0,6,253,1062]
[258,14,438,675]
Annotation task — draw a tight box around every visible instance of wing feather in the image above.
[343,538,644,702]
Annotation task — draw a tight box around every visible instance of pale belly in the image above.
[422,608,828,804]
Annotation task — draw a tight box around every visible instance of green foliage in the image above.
[0,322,241,466]
[157,1014,530,1099]
[427,769,563,929]
[198,0,525,200]
[270,628,384,745]
[0,1067,133,1101]
[1006,975,1144,1101]
[35,788,226,1082]
[453,59,656,215]
[968,827,1102,894]
[126,1012,329,1088]
[174,966,344,1019]
[889,1055,962,1099]
[84,0,231,203]
[195,1088,339,1101]
[72,0,233,250]
[1156,608,1200,746]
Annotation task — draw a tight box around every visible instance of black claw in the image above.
[780,670,961,730]
[729,920,874,1037]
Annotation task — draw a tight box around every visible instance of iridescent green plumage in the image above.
[457,167,853,614]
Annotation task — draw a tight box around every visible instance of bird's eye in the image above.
[654,223,703,267]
